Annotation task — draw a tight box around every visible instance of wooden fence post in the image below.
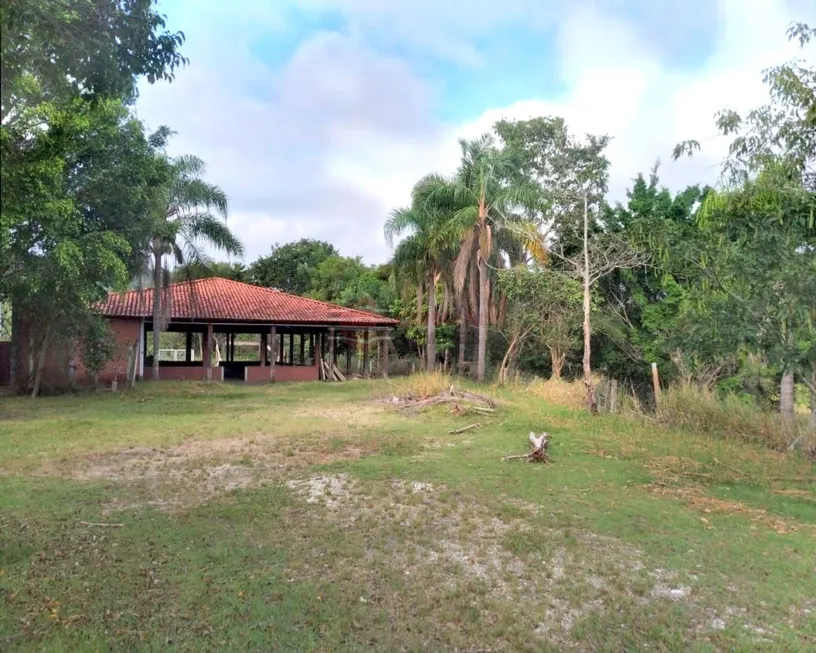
[651,363,661,408]
[609,379,618,414]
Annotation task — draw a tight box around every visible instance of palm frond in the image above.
[454,228,477,293]
[181,213,244,257]
[175,178,228,218]
[384,207,417,247]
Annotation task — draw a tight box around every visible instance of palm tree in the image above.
[385,175,457,371]
[428,135,538,382]
[148,155,243,380]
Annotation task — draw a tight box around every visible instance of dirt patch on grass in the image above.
[281,473,724,647]
[644,482,814,534]
[39,435,369,512]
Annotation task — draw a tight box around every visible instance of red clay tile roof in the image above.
[97,278,398,327]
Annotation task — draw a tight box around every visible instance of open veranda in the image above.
[1,379,814,652]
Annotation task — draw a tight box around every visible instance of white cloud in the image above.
[137,0,815,266]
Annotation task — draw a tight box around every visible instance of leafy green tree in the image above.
[1,0,187,394]
[308,256,366,304]
[337,264,394,312]
[597,171,706,382]
[249,239,338,294]
[147,153,243,381]
[1,98,165,394]
[673,23,816,421]
[497,118,616,412]
[1,0,187,120]
[498,266,583,381]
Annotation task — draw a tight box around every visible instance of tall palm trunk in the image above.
[779,369,795,418]
[477,253,488,382]
[426,273,436,371]
[458,301,467,374]
[152,245,162,381]
[581,193,597,414]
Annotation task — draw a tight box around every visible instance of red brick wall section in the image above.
[73,318,142,386]
[159,365,221,382]
[244,364,319,383]
[275,364,320,383]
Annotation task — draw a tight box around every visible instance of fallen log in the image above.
[455,390,497,408]
[449,423,482,435]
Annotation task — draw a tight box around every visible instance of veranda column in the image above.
[269,326,277,382]
[328,327,335,371]
[260,333,268,366]
[362,330,370,378]
[205,323,213,381]
[382,329,390,379]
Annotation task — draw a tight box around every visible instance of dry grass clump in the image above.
[392,371,454,400]
[656,384,812,452]
[526,377,585,410]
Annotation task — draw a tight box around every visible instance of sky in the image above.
[135,0,816,265]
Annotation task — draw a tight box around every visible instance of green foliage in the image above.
[80,316,117,382]
[1,0,187,118]
[1,98,162,341]
[1,0,188,393]
[498,266,583,376]
[249,239,338,294]
[172,261,248,283]
[307,256,393,312]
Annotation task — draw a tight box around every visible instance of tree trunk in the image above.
[477,254,488,382]
[779,369,795,419]
[498,334,520,386]
[30,327,51,398]
[426,274,436,372]
[152,247,162,381]
[550,348,566,379]
[581,193,597,414]
[9,304,21,393]
[458,301,467,374]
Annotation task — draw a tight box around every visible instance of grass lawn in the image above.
[1,379,814,652]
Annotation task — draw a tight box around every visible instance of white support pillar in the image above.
[138,319,145,380]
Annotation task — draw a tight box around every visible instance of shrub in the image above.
[526,377,585,410]
[656,384,812,451]
[392,371,453,400]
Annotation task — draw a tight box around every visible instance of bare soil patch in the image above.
[281,473,731,645]
[39,435,367,512]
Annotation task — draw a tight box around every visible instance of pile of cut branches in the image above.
[502,431,551,463]
[386,385,497,417]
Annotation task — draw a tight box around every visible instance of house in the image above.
[11,277,398,389]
